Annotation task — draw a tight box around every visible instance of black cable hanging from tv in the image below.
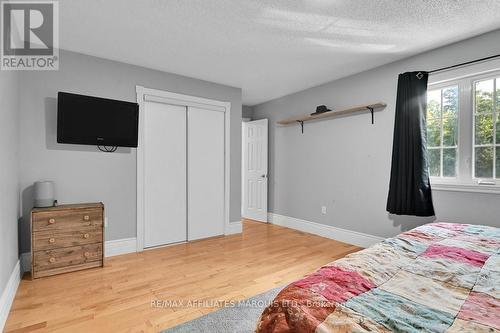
[97,145,118,153]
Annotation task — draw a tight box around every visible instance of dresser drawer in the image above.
[33,243,103,272]
[33,227,102,251]
[32,208,102,231]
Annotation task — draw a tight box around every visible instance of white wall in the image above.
[18,50,242,253]
[253,29,500,238]
[0,71,19,291]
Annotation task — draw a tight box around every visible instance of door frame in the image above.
[136,85,231,252]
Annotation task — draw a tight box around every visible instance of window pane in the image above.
[495,147,500,179]
[497,79,500,145]
[442,86,458,118]
[497,147,500,179]
[497,113,500,144]
[427,120,441,147]
[475,146,493,178]
[443,148,457,177]
[475,79,494,114]
[475,114,494,145]
[442,117,458,146]
[427,90,441,119]
[428,149,440,177]
[497,78,500,112]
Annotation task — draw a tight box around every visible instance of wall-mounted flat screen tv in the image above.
[57,92,139,148]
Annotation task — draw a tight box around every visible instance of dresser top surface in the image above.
[32,202,103,213]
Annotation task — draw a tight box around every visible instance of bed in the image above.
[256,223,499,333]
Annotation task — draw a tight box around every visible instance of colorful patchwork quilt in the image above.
[256,223,500,333]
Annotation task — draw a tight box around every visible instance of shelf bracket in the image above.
[367,107,374,124]
[296,120,304,134]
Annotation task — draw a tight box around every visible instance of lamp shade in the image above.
[34,181,56,208]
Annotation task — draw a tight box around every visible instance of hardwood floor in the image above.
[5,220,362,333]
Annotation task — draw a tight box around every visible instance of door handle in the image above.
[261,174,267,178]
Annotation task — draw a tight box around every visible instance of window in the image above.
[427,86,459,178]
[427,66,500,190]
[473,78,499,179]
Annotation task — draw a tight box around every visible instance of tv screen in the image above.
[57,92,139,148]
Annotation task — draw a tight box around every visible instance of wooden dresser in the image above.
[31,203,104,279]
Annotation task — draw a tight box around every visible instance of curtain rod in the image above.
[428,54,500,74]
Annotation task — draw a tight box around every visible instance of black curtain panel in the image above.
[386,72,435,217]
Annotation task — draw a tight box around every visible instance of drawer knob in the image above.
[49,257,56,263]
[84,252,90,258]
[49,238,55,243]
[83,233,90,239]
[83,215,90,221]
[48,218,56,224]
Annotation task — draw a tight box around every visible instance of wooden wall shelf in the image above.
[276,102,387,133]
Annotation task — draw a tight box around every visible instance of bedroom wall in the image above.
[0,72,20,292]
[242,105,253,119]
[252,29,500,238]
[17,50,242,253]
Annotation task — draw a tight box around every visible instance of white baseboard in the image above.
[268,213,384,248]
[0,260,21,332]
[225,221,242,235]
[105,237,137,257]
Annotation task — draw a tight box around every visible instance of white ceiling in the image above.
[60,1,500,105]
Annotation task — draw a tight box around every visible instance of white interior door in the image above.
[242,119,268,222]
[144,101,187,248]
[187,106,225,240]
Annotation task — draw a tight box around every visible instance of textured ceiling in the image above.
[59,0,500,105]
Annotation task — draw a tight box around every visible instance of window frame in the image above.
[427,64,500,193]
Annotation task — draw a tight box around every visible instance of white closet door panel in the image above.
[144,102,187,248]
[188,107,225,240]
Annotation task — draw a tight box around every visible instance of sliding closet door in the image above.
[144,101,187,248]
[187,107,225,240]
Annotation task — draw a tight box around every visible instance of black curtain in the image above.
[386,72,435,217]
